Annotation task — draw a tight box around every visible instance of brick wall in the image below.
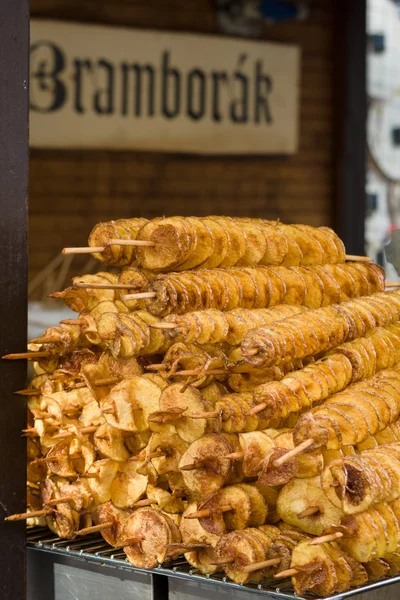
[29,0,335,291]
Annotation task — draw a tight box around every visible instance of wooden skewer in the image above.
[15,389,41,396]
[132,498,154,508]
[180,462,205,472]
[345,255,373,262]
[241,348,258,357]
[63,240,155,255]
[32,456,59,465]
[52,426,98,440]
[3,351,51,360]
[30,336,60,344]
[274,567,299,579]
[75,521,115,536]
[185,410,219,419]
[147,409,185,423]
[109,239,155,247]
[32,410,55,420]
[174,369,229,377]
[63,246,105,254]
[185,505,233,519]
[242,558,282,573]
[123,292,157,300]
[210,557,235,566]
[61,407,81,416]
[73,282,137,290]
[272,439,315,468]
[246,403,267,416]
[46,495,76,506]
[130,450,166,462]
[165,543,206,555]
[149,322,177,330]
[60,319,82,325]
[385,282,400,288]
[27,481,40,490]
[95,432,111,440]
[5,508,53,521]
[297,506,320,519]
[145,364,166,371]
[308,531,344,546]
[117,536,144,547]
[22,428,38,436]
[67,382,86,390]
[225,452,244,461]
[96,377,121,386]
[179,376,197,394]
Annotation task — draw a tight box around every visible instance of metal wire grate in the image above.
[27,527,400,600]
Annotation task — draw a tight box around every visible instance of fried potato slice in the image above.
[277,476,344,535]
[148,431,188,474]
[179,434,233,497]
[146,484,184,514]
[215,530,266,584]
[363,558,390,582]
[184,545,219,575]
[216,485,253,530]
[291,541,338,597]
[236,483,268,526]
[238,431,275,478]
[110,461,148,509]
[105,377,162,433]
[338,512,380,562]
[46,503,80,539]
[258,447,299,487]
[181,501,225,546]
[94,424,129,461]
[136,217,193,271]
[159,383,207,443]
[124,507,180,568]
[86,459,120,504]
[92,501,132,546]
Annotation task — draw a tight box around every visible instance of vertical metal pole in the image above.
[334,0,367,254]
[0,1,29,599]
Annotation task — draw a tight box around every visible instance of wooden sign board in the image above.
[30,19,300,155]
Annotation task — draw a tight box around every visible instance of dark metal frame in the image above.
[334,0,367,255]
[0,1,29,599]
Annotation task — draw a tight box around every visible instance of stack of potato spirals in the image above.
[7,216,400,597]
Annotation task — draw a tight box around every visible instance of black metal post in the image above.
[334,0,367,255]
[0,0,29,599]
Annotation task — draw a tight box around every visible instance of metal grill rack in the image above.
[27,527,400,600]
